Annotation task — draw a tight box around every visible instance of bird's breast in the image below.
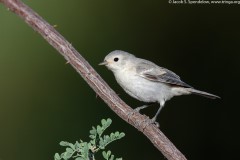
[114,70,170,103]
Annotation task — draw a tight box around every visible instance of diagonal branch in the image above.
[0,0,187,160]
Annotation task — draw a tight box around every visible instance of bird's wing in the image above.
[136,61,192,88]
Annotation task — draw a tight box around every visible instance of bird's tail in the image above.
[186,88,220,99]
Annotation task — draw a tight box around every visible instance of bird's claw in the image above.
[127,105,149,120]
[127,105,160,128]
[149,116,160,127]
[150,119,160,128]
[139,118,160,129]
[127,108,141,121]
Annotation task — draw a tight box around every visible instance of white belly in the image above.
[114,70,174,103]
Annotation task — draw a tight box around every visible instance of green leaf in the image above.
[106,118,112,126]
[69,143,75,150]
[109,154,114,160]
[62,152,72,160]
[119,132,125,138]
[115,131,119,137]
[89,135,95,139]
[54,153,61,160]
[55,118,124,160]
[97,125,102,135]
[105,135,110,142]
[107,150,111,156]
[89,127,96,135]
[99,137,104,149]
[102,151,108,159]
[89,139,95,145]
[110,133,115,140]
[80,142,89,159]
[60,141,70,146]
[66,148,74,154]
[101,119,107,126]
[75,141,80,150]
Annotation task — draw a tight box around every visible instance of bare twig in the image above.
[0,0,187,160]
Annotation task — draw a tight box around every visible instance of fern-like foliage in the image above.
[54,118,125,160]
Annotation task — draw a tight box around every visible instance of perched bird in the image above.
[99,50,220,123]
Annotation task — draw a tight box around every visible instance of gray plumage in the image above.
[99,50,220,123]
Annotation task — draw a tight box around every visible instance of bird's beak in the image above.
[99,60,108,66]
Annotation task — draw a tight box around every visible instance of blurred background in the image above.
[0,0,239,160]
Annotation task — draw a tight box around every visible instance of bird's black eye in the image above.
[114,57,119,62]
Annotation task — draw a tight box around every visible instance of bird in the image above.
[99,50,220,124]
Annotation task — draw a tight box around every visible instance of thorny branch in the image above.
[0,0,187,160]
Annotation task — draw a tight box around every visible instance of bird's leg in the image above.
[134,102,155,113]
[127,105,149,118]
[127,104,150,127]
[134,104,149,112]
[149,104,164,127]
[151,105,163,122]
[127,104,152,121]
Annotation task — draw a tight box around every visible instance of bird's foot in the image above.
[127,105,149,123]
[127,104,159,128]
[149,117,160,128]
[134,105,150,112]
[140,118,160,128]
[135,117,160,129]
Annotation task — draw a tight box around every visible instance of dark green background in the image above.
[0,1,239,160]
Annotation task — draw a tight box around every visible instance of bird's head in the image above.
[99,50,135,72]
